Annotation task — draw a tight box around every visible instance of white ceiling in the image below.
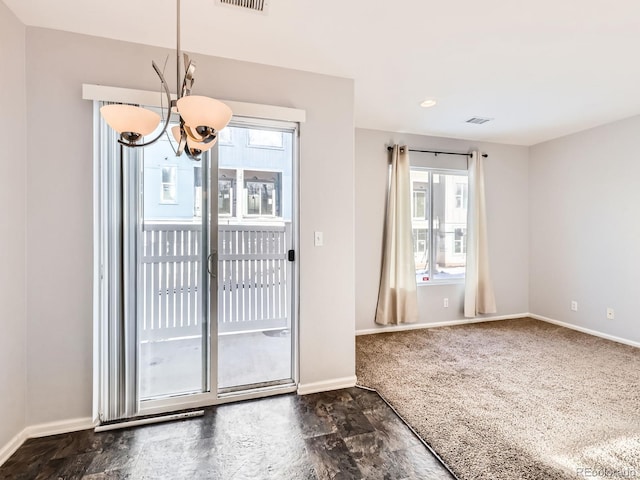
[6,0,640,145]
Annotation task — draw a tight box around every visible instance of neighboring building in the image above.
[142,125,293,224]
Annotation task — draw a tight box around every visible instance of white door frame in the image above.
[90,86,304,421]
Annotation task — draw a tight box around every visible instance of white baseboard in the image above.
[0,417,96,468]
[0,429,28,468]
[529,313,640,349]
[24,417,96,439]
[356,313,529,336]
[297,376,358,395]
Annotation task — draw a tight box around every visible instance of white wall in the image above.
[25,27,355,425]
[530,115,640,343]
[0,0,27,451]
[355,128,529,332]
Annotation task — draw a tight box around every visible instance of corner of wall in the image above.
[0,0,28,463]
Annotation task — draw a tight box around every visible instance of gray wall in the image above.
[355,128,529,331]
[530,115,640,343]
[25,27,355,425]
[0,0,27,449]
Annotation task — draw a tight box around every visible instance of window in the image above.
[243,170,281,218]
[245,181,275,216]
[194,166,202,217]
[247,129,284,149]
[455,183,468,209]
[412,185,428,220]
[161,166,177,204]
[454,228,466,254]
[410,168,468,283]
[218,179,233,216]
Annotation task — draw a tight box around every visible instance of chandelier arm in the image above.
[117,61,173,148]
[176,122,188,156]
[181,58,196,97]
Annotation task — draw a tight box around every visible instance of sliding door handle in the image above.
[207,251,217,278]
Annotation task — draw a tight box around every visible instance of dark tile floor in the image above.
[0,387,455,480]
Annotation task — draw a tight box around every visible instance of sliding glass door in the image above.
[216,119,297,394]
[97,106,297,422]
[137,132,211,401]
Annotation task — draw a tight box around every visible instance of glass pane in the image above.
[433,173,467,281]
[218,124,294,391]
[411,171,430,282]
[138,124,207,400]
[413,228,429,282]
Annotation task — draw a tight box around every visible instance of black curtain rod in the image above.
[386,146,488,158]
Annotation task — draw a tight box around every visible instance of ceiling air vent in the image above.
[466,117,493,125]
[218,0,270,13]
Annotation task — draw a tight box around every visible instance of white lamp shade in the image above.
[171,125,182,143]
[172,125,218,153]
[190,136,217,153]
[176,96,232,132]
[100,104,161,136]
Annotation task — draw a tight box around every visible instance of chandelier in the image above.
[99,0,232,159]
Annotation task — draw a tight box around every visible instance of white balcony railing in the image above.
[140,222,291,342]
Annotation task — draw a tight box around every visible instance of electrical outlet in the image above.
[443,298,449,308]
[606,308,615,320]
[571,301,578,312]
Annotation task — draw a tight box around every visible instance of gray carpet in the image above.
[355,318,640,480]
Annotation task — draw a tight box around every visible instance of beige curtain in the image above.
[375,145,418,325]
[464,151,497,317]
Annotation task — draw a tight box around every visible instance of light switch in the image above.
[314,231,323,247]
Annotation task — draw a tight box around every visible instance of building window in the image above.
[245,181,275,216]
[161,166,177,204]
[247,129,284,149]
[410,168,468,283]
[455,183,468,209]
[218,179,234,216]
[243,170,281,218]
[454,227,466,254]
[194,166,202,217]
[412,189,427,220]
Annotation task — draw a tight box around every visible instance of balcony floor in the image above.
[139,330,292,399]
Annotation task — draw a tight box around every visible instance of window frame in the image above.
[242,168,282,219]
[410,166,468,286]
